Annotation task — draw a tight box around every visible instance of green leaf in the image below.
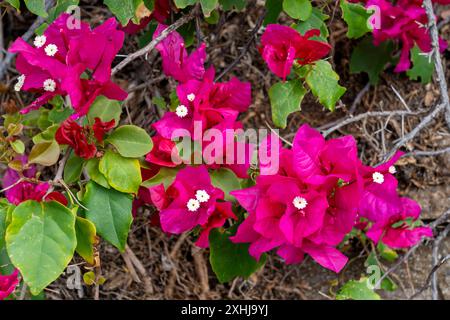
[87,95,122,125]
[24,0,48,17]
[0,202,8,251]
[141,167,178,189]
[106,125,153,158]
[407,46,434,84]
[377,242,398,262]
[99,150,142,194]
[209,228,266,283]
[365,251,397,291]
[294,8,329,40]
[47,0,80,23]
[64,151,84,184]
[5,200,76,295]
[269,79,306,128]
[5,0,20,10]
[305,60,346,111]
[174,0,197,9]
[282,0,312,21]
[29,140,61,166]
[104,0,136,25]
[350,37,393,85]
[32,124,58,144]
[85,158,110,189]
[10,140,25,154]
[264,0,283,25]
[220,0,246,11]
[48,105,73,123]
[200,0,218,17]
[210,168,241,202]
[336,277,381,300]
[83,182,133,252]
[75,216,96,265]
[340,0,372,39]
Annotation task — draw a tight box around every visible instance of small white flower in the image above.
[372,172,384,184]
[195,190,210,203]
[43,79,56,92]
[388,166,396,174]
[175,105,188,118]
[293,196,308,210]
[44,44,58,56]
[187,199,201,212]
[187,93,196,102]
[14,75,25,92]
[34,35,47,48]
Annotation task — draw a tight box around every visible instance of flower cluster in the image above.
[9,14,127,117]
[259,24,331,79]
[55,118,115,159]
[349,0,448,72]
[147,24,253,178]
[229,125,432,272]
[1,156,67,206]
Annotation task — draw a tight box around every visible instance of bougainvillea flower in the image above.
[259,24,331,79]
[0,269,19,300]
[366,197,433,248]
[9,14,127,117]
[196,201,237,248]
[158,165,225,234]
[92,118,115,143]
[55,119,97,159]
[363,0,448,72]
[357,150,404,223]
[1,156,67,205]
[291,124,361,188]
[153,68,251,139]
[154,24,207,83]
[145,135,181,168]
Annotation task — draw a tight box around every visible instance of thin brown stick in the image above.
[423,0,450,128]
[111,12,196,75]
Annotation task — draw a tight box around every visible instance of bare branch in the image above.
[111,12,196,76]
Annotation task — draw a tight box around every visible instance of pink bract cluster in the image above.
[230,125,432,272]
[349,0,448,72]
[9,14,127,118]
[0,270,19,300]
[1,156,67,206]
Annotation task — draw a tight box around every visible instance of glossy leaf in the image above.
[83,182,133,252]
[87,95,122,125]
[5,200,76,295]
[340,0,372,39]
[75,216,97,265]
[106,125,153,158]
[283,0,312,21]
[305,60,346,111]
[99,150,142,194]
[269,79,306,128]
[209,228,266,283]
[210,168,241,202]
[336,277,381,300]
[29,140,61,166]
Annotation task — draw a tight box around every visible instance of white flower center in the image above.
[372,172,384,184]
[388,166,396,174]
[187,199,201,212]
[14,74,25,92]
[43,79,56,92]
[34,35,47,48]
[175,105,188,118]
[44,44,58,56]
[187,93,196,102]
[293,196,308,210]
[195,190,210,203]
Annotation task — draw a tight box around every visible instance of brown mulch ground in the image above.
[1,0,449,300]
